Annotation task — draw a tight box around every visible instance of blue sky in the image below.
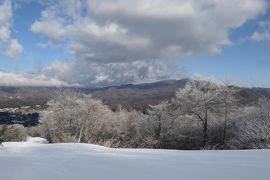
[180,39,270,87]
[180,12,270,87]
[0,0,270,87]
[0,1,68,71]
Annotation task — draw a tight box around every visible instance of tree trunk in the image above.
[202,108,208,147]
[155,114,162,140]
[222,104,228,145]
[78,121,85,143]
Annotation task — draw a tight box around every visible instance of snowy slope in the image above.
[0,138,270,180]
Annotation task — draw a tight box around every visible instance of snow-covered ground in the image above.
[0,138,269,180]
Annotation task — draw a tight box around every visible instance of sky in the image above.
[0,0,270,87]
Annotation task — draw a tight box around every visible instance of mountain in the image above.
[0,79,190,110]
[90,79,190,111]
[0,87,59,108]
[0,78,269,111]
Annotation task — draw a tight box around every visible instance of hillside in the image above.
[0,79,270,111]
[0,79,190,110]
[0,137,269,180]
[90,79,190,111]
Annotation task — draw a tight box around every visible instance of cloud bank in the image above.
[0,0,23,58]
[0,0,268,86]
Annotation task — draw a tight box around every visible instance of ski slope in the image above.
[0,137,269,180]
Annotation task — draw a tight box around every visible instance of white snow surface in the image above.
[0,138,270,180]
[26,137,49,144]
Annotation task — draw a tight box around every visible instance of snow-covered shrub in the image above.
[0,125,8,143]
[2,124,28,142]
[27,125,42,137]
[228,98,270,149]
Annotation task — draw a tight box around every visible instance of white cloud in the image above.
[0,58,183,87]
[193,73,223,85]
[0,70,79,87]
[4,38,23,58]
[251,20,270,42]
[0,25,10,41]
[31,9,68,43]
[0,0,12,41]
[0,0,12,25]
[251,32,270,41]
[32,0,267,61]
[0,0,23,58]
[26,0,268,86]
[39,59,181,87]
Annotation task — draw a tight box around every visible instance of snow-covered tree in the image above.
[142,101,177,147]
[148,102,169,140]
[113,107,147,147]
[228,98,270,149]
[40,91,113,143]
[217,83,238,145]
[172,80,221,146]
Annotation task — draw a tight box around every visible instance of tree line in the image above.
[1,80,270,150]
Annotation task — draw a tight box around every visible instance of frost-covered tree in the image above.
[228,98,270,149]
[41,91,81,143]
[217,83,238,145]
[27,125,42,137]
[80,98,115,144]
[113,107,147,148]
[143,101,176,148]
[40,91,113,143]
[148,102,169,141]
[172,80,221,146]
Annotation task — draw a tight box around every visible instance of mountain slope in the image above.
[90,79,190,111]
[0,79,269,111]
[0,79,190,110]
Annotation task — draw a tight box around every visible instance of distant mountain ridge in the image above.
[0,78,269,111]
[90,79,190,111]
